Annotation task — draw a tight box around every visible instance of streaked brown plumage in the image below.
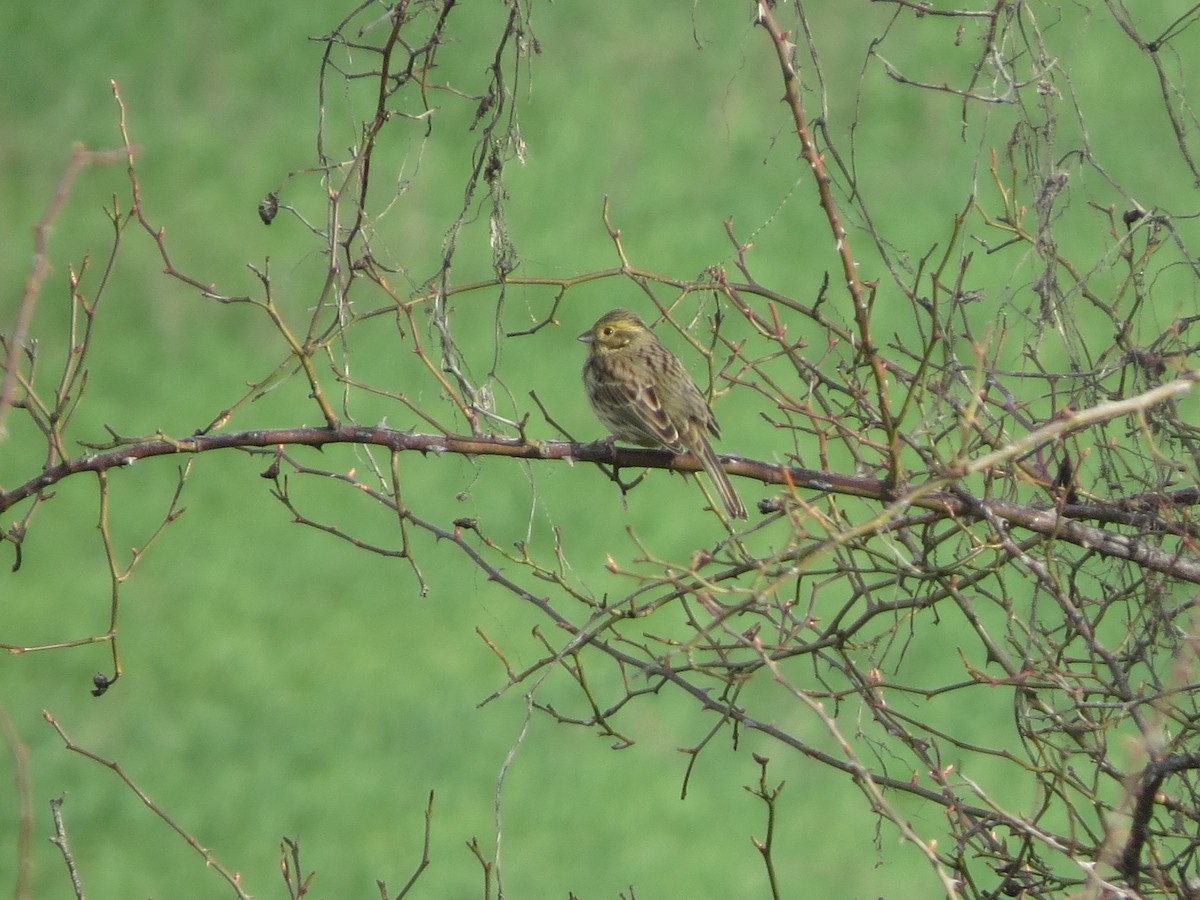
[578,308,747,519]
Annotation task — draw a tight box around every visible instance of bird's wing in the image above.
[629,380,683,450]
[589,363,683,450]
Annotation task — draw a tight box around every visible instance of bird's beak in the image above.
[577,330,595,344]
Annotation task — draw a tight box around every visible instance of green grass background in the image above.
[2,3,1196,898]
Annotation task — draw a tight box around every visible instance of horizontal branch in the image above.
[3,398,1198,582]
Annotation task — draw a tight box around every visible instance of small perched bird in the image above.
[579,308,747,519]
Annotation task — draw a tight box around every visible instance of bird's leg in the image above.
[583,434,620,462]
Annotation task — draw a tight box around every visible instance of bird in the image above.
[578,308,747,519]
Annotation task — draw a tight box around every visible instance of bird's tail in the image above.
[697,441,747,520]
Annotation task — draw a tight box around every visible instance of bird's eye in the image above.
[602,327,614,336]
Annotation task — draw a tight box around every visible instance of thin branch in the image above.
[0,144,128,440]
[43,712,252,898]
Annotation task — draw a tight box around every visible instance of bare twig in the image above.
[43,711,252,899]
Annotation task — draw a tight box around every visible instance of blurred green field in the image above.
[2,3,1196,898]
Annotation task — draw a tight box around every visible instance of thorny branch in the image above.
[5,2,1200,897]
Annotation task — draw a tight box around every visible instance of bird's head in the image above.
[578,308,648,353]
